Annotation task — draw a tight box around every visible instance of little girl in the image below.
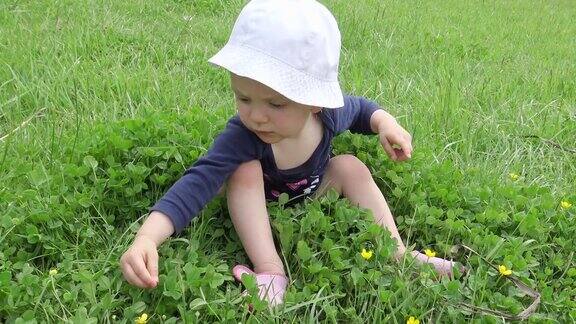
[120,0,458,307]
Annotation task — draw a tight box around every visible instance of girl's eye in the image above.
[238,97,250,103]
[270,103,286,109]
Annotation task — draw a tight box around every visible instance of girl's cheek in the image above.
[237,106,250,124]
[237,104,249,116]
[271,111,289,128]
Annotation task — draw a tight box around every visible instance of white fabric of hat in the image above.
[209,0,344,108]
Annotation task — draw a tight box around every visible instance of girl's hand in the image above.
[120,235,159,289]
[377,116,413,162]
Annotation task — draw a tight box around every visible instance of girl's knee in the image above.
[332,155,372,182]
[318,155,372,197]
[228,160,263,188]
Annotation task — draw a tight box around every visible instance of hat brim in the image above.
[209,43,344,109]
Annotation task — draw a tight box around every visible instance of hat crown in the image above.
[228,0,340,81]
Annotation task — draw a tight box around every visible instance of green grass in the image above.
[1,0,575,322]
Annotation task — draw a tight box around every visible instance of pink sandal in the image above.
[232,265,288,307]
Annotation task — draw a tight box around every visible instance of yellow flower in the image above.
[509,172,519,181]
[498,265,512,276]
[360,248,373,260]
[560,200,572,209]
[424,249,436,258]
[407,316,420,324]
[49,269,58,276]
[135,313,148,324]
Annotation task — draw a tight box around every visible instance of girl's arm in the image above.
[120,212,173,289]
[370,109,412,161]
[120,211,173,289]
[331,95,380,135]
[121,116,265,289]
[328,95,412,161]
[369,109,396,134]
[151,116,264,235]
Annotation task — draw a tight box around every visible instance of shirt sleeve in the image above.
[330,95,380,135]
[150,116,263,234]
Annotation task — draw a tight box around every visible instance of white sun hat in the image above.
[208,0,344,108]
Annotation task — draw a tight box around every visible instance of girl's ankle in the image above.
[392,248,409,261]
[254,262,286,276]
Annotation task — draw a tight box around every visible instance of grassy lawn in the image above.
[1,0,574,322]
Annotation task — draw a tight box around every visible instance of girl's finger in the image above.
[381,137,398,161]
[400,140,412,159]
[389,135,412,160]
[122,261,148,288]
[131,255,155,287]
[394,148,409,161]
[403,133,413,158]
[146,250,159,286]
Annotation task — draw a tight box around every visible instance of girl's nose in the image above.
[249,105,269,124]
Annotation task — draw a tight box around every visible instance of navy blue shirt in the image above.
[151,95,380,234]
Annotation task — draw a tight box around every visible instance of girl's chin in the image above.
[255,131,281,142]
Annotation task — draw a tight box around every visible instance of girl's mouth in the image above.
[256,130,273,136]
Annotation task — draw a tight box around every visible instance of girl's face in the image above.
[230,73,321,144]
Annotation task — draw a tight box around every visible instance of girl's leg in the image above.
[315,154,455,275]
[226,160,285,275]
[315,155,407,256]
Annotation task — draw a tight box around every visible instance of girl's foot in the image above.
[232,265,288,307]
[410,251,463,277]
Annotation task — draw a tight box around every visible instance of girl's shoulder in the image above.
[320,95,379,135]
[319,95,354,133]
[224,115,255,137]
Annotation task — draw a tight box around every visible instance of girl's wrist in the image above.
[135,211,175,247]
[370,109,397,134]
[377,115,398,135]
[134,233,160,247]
